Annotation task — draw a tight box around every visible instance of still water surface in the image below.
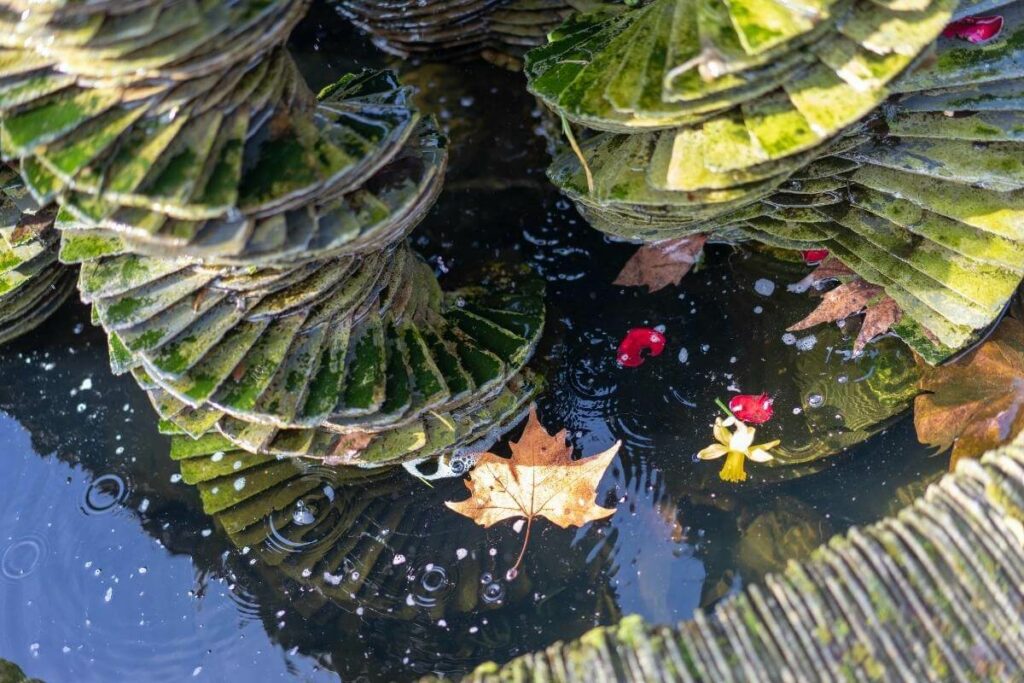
[0,8,944,682]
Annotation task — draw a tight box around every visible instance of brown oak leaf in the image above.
[446,406,620,576]
[613,235,707,292]
[915,317,1024,470]
[788,279,902,355]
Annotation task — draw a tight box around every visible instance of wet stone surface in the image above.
[0,9,944,683]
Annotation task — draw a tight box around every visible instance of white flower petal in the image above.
[697,444,728,460]
[730,423,755,451]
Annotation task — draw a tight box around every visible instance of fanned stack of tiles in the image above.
[0,0,544,466]
[0,166,74,344]
[527,0,1024,363]
[336,0,605,64]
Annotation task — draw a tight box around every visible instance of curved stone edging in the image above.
[441,437,1024,682]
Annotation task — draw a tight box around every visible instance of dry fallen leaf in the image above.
[613,235,707,292]
[788,279,902,355]
[915,317,1024,470]
[446,406,620,576]
[322,431,375,465]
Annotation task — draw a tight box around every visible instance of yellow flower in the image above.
[697,417,779,483]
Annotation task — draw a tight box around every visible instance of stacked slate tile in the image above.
[527,0,1024,362]
[0,0,543,466]
[336,0,607,65]
[0,166,75,344]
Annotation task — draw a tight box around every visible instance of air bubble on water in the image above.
[393,554,407,566]
[678,347,689,364]
[754,279,776,296]
[192,667,202,677]
[292,501,315,526]
[793,407,803,415]
[170,474,182,484]
[104,587,112,603]
[807,394,824,408]
[79,378,92,391]
[782,333,797,346]
[754,306,763,314]
[654,324,666,333]
[76,403,86,413]
[700,344,710,353]
[233,477,246,491]
[481,581,506,604]
[323,572,343,586]
[211,452,224,462]
[201,529,212,538]
[481,572,493,584]
[837,375,849,384]
[488,548,497,557]
[512,519,525,533]
[456,548,468,560]
[795,335,817,351]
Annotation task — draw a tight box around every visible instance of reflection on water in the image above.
[0,8,947,683]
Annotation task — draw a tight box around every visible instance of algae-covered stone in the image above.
[0,167,75,345]
[335,0,612,66]
[0,0,545,465]
[528,0,1024,363]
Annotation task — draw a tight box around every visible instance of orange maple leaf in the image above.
[445,406,620,576]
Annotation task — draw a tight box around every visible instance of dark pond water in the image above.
[0,6,946,682]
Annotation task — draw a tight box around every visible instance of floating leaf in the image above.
[788,279,903,356]
[446,406,619,575]
[915,317,1024,470]
[613,235,706,292]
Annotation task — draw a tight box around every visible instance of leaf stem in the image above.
[715,397,737,421]
[510,515,534,580]
[561,114,594,194]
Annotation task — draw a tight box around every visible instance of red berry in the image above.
[943,15,1003,43]
[617,327,666,368]
[801,249,829,265]
[728,393,775,424]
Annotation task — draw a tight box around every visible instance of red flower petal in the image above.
[728,393,775,424]
[617,327,666,368]
[801,249,829,265]
[943,15,1004,43]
